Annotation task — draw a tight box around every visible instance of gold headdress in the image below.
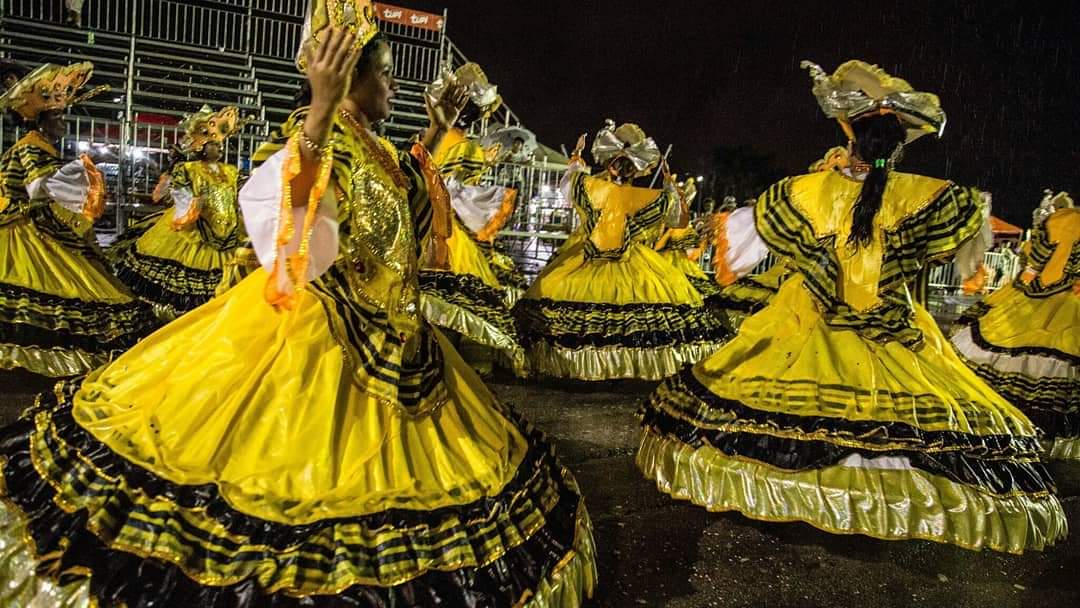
[1032,190,1074,227]
[427,62,503,119]
[1052,191,1075,210]
[591,119,661,177]
[0,62,108,120]
[297,0,379,73]
[677,177,698,207]
[802,60,945,143]
[179,105,248,154]
[809,146,851,172]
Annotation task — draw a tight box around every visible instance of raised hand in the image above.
[572,133,587,158]
[303,28,360,151]
[426,81,469,132]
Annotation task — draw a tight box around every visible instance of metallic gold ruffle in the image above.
[528,341,722,381]
[502,285,524,308]
[637,428,1068,554]
[523,503,597,608]
[0,494,595,607]
[421,293,528,376]
[1046,437,1080,461]
[0,499,92,607]
[0,342,103,378]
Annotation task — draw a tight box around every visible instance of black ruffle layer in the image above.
[0,382,584,607]
[113,251,222,313]
[513,297,730,349]
[0,284,160,352]
[641,404,1055,497]
[641,369,1056,496]
[962,315,1080,365]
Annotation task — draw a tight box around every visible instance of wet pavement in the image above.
[1,370,1077,608]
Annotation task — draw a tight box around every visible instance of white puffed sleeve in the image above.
[28,159,84,207]
[239,145,339,282]
[953,198,993,280]
[712,206,770,284]
[28,155,105,220]
[447,179,510,234]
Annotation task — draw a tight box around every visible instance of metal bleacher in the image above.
[0,0,532,235]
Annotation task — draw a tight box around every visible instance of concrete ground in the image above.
[1,370,1077,608]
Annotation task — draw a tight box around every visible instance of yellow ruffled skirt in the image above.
[514,242,730,380]
[659,249,722,299]
[952,283,1080,460]
[487,245,529,305]
[420,228,527,375]
[0,209,158,376]
[110,210,237,316]
[712,263,791,328]
[0,269,595,606]
[639,276,1067,553]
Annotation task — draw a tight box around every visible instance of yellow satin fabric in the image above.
[1039,208,1080,286]
[789,172,949,311]
[660,249,710,281]
[446,223,501,289]
[692,275,1037,437]
[638,429,1066,554]
[131,211,233,271]
[72,269,529,525]
[585,178,662,252]
[973,283,1080,358]
[526,242,704,306]
[432,128,486,185]
[0,213,133,302]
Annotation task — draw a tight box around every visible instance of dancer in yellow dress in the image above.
[711,148,845,324]
[0,4,596,606]
[952,191,1080,460]
[110,105,246,318]
[0,62,159,377]
[638,60,1066,553]
[419,64,527,375]
[435,121,528,305]
[514,122,731,380]
[654,178,724,300]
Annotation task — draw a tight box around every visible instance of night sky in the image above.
[404,0,1079,226]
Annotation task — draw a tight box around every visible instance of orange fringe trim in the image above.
[687,247,703,263]
[653,228,674,252]
[80,154,106,221]
[151,173,171,203]
[961,263,988,295]
[476,187,517,243]
[170,196,201,230]
[1072,280,1080,296]
[412,142,452,270]
[265,134,333,310]
[710,211,737,286]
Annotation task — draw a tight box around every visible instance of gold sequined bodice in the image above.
[333,123,421,330]
[183,161,240,239]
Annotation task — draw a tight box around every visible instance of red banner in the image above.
[374,3,444,32]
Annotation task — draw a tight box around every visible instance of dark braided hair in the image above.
[293,33,389,107]
[847,114,907,247]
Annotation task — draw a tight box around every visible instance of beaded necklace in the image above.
[339,109,409,191]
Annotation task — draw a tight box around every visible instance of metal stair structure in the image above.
[0,0,524,186]
[0,0,555,269]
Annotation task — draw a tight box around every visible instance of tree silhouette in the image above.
[705,144,784,203]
